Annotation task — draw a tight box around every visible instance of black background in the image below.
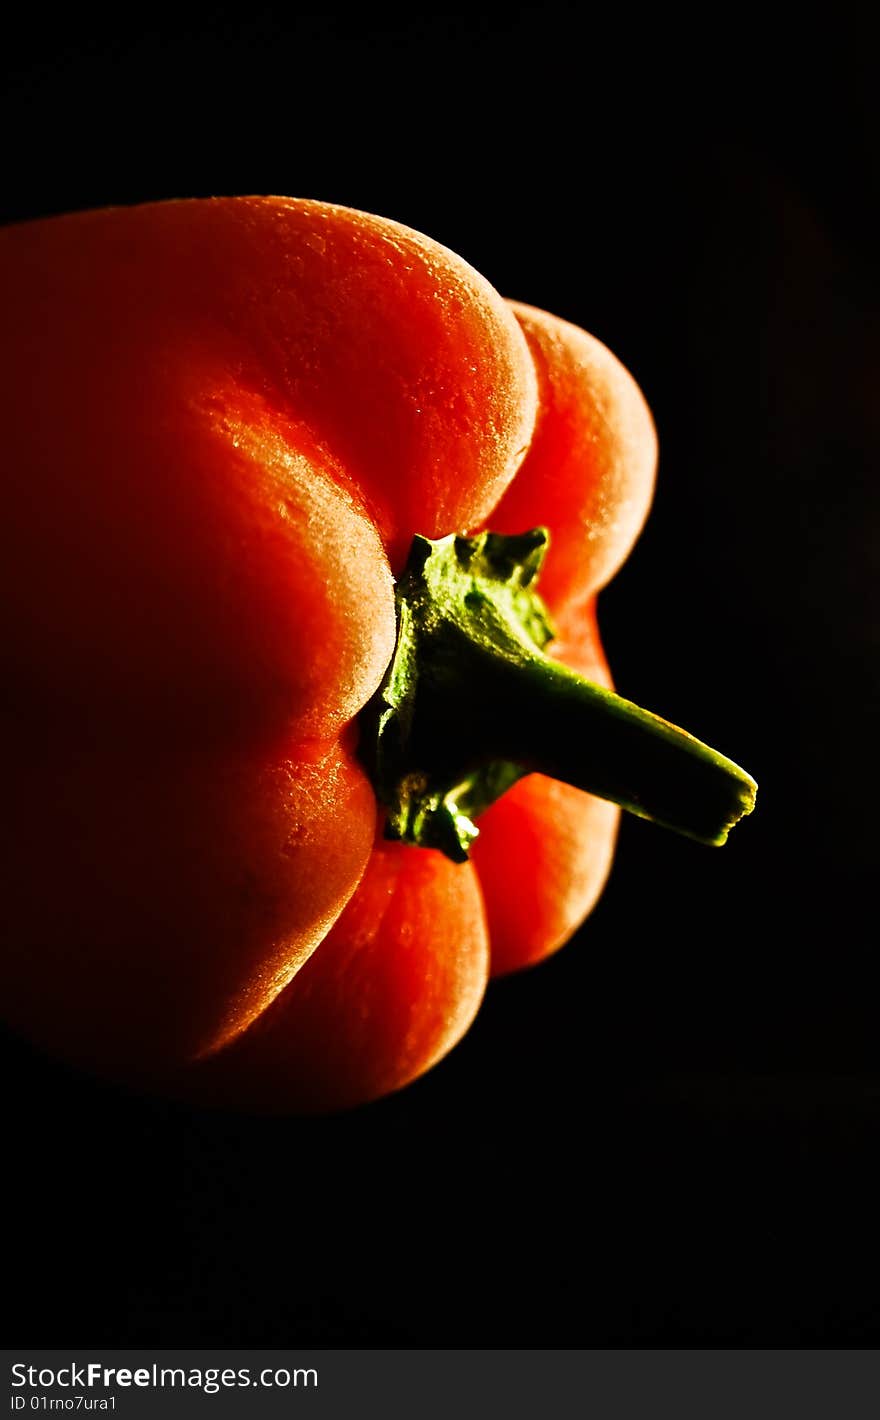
[3,5,879,1344]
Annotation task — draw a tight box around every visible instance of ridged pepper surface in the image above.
[0,197,754,1110]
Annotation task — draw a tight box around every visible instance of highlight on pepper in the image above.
[0,196,756,1112]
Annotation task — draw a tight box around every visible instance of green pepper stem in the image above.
[412,631,756,846]
[361,529,757,861]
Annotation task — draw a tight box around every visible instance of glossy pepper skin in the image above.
[0,197,656,1111]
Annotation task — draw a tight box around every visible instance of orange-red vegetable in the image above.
[0,197,754,1111]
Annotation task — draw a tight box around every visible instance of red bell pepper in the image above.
[0,197,755,1111]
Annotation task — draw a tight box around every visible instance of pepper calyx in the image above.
[361,530,552,860]
[359,528,757,863]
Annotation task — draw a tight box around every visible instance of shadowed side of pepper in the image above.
[184,832,490,1114]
